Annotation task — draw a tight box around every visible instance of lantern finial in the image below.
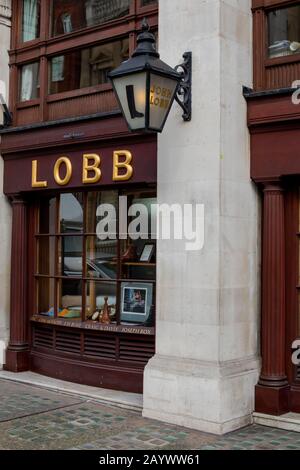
[132,17,159,58]
[141,17,150,32]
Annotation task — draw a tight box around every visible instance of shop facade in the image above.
[1,0,159,393]
[5,0,300,434]
[1,0,262,435]
[247,0,300,416]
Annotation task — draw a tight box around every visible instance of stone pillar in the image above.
[0,0,11,367]
[4,196,29,372]
[143,0,260,434]
[255,183,289,415]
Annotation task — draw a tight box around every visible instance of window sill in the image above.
[265,52,300,67]
[17,99,40,109]
[31,314,155,336]
[46,83,113,103]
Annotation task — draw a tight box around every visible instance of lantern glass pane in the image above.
[112,72,147,130]
[149,74,178,131]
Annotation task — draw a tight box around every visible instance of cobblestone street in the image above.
[0,378,299,450]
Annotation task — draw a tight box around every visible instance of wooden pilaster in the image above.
[4,195,29,372]
[255,183,289,415]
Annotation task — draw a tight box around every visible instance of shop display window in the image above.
[268,5,300,58]
[34,190,156,328]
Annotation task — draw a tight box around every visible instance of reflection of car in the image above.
[62,257,117,308]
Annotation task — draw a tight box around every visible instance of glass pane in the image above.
[113,72,147,130]
[149,74,178,131]
[51,0,130,37]
[85,281,117,321]
[86,191,118,233]
[20,62,40,102]
[22,0,41,42]
[141,0,158,6]
[60,193,84,233]
[86,237,117,279]
[120,281,154,325]
[122,194,156,279]
[37,277,55,316]
[59,236,83,277]
[37,237,56,276]
[268,6,300,58]
[49,39,129,94]
[39,197,56,234]
[58,279,82,319]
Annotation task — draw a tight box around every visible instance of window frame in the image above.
[11,0,158,117]
[33,188,157,331]
[18,0,41,46]
[47,35,130,98]
[265,2,300,65]
[252,0,300,90]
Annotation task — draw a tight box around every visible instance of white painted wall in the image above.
[143,0,261,434]
[0,0,12,367]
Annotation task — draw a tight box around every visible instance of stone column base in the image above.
[143,354,260,435]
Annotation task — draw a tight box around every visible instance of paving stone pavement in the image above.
[0,378,300,450]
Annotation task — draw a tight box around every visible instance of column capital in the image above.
[262,182,284,193]
[0,0,11,26]
[8,194,28,205]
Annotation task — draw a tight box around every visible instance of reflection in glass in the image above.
[58,279,82,319]
[51,0,130,37]
[20,62,40,102]
[268,6,300,58]
[37,237,56,276]
[60,193,84,233]
[86,191,118,234]
[22,0,40,42]
[49,39,129,94]
[86,237,117,279]
[141,0,158,6]
[59,236,83,276]
[85,281,117,321]
[37,277,54,316]
[39,197,56,234]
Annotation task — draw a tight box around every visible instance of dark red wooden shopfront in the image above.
[246,87,300,414]
[1,116,157,393]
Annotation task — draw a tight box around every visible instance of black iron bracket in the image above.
[175,51,192,121]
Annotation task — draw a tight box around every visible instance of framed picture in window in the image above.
[120,282,153,324]
[139,243,155,263]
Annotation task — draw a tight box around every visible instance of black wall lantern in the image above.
[108,18,192,133]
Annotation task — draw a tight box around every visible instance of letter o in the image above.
[54,157,72,186]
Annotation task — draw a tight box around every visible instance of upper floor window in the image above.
[268,5,300,58]
[20,62,40,101]
[22,0,41,42]
[49,38,129,95]
[51,0,131,37]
